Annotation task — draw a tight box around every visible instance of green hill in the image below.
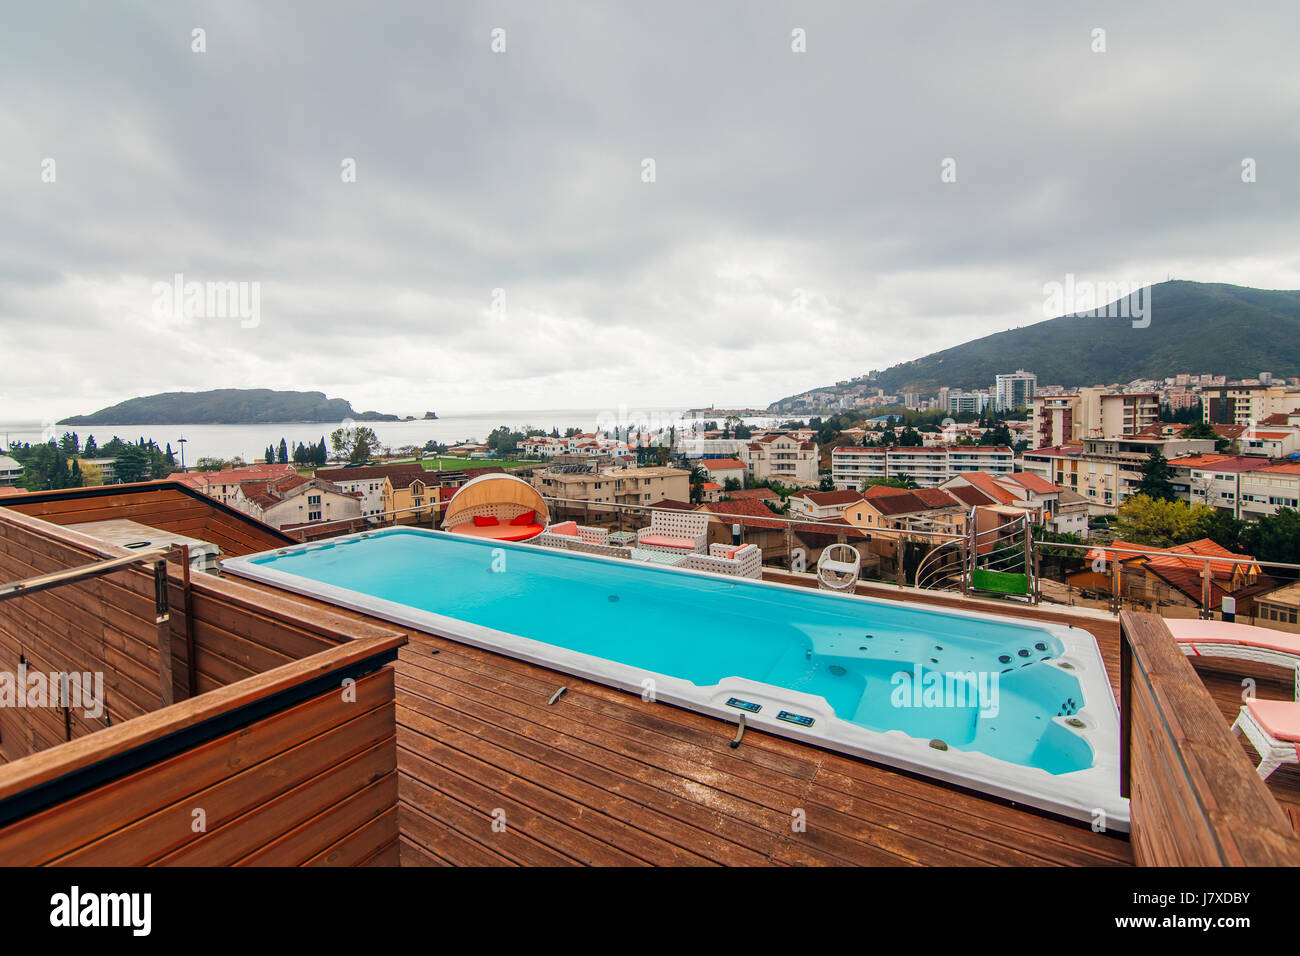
[770,281,1300,408]
[59,389,402,425]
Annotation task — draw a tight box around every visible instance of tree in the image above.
[1183,421,1231,453]
[895,426,923,447]
[1134,448,1177,502]
[983,422,1014,448]
[1112,495,1208,548]
[689,466,707,503]
[112,445,151,484]
[83,435,98,457]
[486,426,524,457]
[818,473,835,491]
[278,438,289,464]
[1191,508,1244,552]
[330,426,378,464]
[723,477,742,491]
[59,432,79,455]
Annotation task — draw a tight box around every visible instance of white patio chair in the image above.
[817,544,861,592]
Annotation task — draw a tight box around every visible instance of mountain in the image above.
[770,281,1300,409]
[58,389,403,425]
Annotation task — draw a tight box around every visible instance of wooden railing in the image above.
[1120,611,1300,865]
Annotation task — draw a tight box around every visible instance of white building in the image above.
[742,434,819,487]
[0,455,23,487]
[831,445,1014,490]
[994,371,1037,412]
[231,475,362,530]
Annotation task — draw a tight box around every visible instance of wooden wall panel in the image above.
[0,668,398,866]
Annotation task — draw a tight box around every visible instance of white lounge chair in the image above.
[817,544,860,592]
[679,543,763,579]
[636,511,708,555]
[1232,699,1300,779]
[1166,618,1300,699]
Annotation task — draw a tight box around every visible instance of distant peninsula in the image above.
[58,389,406,425]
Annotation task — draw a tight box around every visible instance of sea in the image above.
[1,406,781,465]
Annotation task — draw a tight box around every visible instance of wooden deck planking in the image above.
[392,627,1132,866]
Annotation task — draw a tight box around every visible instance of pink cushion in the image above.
[510,510,536,527]
[1246,699,1300,742]
[549,521,579,536]
[717,546,741,559]
[640,533,696,550]
[1169,619,1300,656]
[473,515,499,528]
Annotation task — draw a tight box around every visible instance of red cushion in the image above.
[550,521,579,536]
[472,515,499,527]
[453,522,543,541]
[510,510,536,526]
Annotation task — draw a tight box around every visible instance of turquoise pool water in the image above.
[248,529,1094,774]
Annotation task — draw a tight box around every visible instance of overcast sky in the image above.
[2,1,1298,422]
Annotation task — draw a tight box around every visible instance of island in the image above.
[58,389,407,425]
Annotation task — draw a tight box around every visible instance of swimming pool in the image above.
[224,527,1128,829]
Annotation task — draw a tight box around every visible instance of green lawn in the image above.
[419,456,543,471]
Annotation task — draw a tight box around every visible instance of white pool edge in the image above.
[223,526,1131,833]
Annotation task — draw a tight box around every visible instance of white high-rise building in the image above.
[994,370,1037,412]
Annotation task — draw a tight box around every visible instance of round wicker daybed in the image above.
[441,473,549,541]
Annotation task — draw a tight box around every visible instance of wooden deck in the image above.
[393,629,1132,866]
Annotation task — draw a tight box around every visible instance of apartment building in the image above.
[382,471,436,524]
[1238,428,1300,458]
[994,370,1037,412]
[317,463,428,520]
[231,475,362,530]
[531,465,690,512]
[1030,389,1160,448]
[1203,384,1299,426]
[0,456,23,487]
[742,434,819,487]
[945,389,991,415]
[831,445,1014,490]
[1168,455,1300,520]
[1021,437,1216,513]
